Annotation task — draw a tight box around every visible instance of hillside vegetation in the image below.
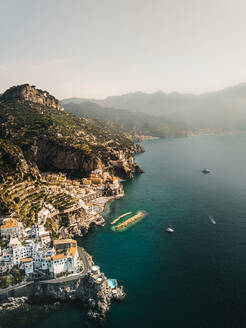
[0,84,143,227]
[62,101,188,138]
[0,85,142,179]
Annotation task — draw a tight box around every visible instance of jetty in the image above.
[114,211,146,231]
[111,212,132,225]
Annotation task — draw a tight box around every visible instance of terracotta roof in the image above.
[69,246,77,257]
[52,254,67,261]
[0,219,18,229]
[53,238,77,245]
[20,258,33,263]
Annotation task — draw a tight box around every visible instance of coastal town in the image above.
[0,169,124,284]
[0,83,143,319]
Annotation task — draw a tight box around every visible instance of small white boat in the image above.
[166,227,174,233]
[208,215,216,224]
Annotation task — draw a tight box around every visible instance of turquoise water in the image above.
[3,134,246,328]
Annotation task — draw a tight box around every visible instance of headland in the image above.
[0,84,144,320]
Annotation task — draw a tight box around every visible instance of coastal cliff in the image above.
[0,84,139,320]
[32,271,125,320]
[0,262,125,320]
[0,84,143,179]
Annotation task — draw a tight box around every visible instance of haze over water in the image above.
[4,134,246,328]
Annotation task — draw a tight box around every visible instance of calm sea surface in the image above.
[3,134,246,328]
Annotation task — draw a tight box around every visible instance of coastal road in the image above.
[39,247,90,284]
[0,281,34,296]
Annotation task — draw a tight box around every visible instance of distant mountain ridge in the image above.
[62,101,189,138]
[62,83,246,132]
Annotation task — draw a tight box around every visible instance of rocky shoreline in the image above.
[0,253,126,321]
[0,193,126,321]
[0,84,145,322]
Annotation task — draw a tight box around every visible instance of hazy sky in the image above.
[1,0,246,98]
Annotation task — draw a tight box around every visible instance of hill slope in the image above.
[0,84,143,181]
[62,101,188,138]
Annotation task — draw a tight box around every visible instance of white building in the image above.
[38,208,51,220]
[49,246,78,277]
[0,218,25,239]
[11,240,39,265]
[26,225,51,245]
[20,258,34,275]
[91,169,102,175]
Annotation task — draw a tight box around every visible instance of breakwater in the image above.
[111,212,132,225]
[114,211,146,231]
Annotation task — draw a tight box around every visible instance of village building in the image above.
[20,258,34,275]
[90,177,103,184]
[0,218,25,239]
[25,225,51,245]
[37,239,79,278]
[91,169,103,176]
[11,240,39,265]
[53,239,77,251]
[82,178,91,186]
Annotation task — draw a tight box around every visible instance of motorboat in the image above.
[166,227,174,233]
[208,215,216,224]
[202,168,211,174]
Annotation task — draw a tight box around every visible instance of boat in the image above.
[202,168,211,174]
[166,227,174,233]
[208,215,216,224]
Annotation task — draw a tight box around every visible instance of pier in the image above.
[114,211,146,231]
[111,212,132,225]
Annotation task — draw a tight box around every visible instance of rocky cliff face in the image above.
[0,139,39,182]
[1,84,62,110]
[58,208,105,238]
[32,269,125,320]
[0,84,144,181]
[31,138,102,176]
[0,270,125,320]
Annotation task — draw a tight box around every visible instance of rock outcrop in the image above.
[32,271,125,320]
[58,208,105,238]
[32,138,102,176]
[0,84,62,110]
[0,297,29,312]
[0,255,125,321]
[0,139,39,182]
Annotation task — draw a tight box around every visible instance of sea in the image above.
[3,134,246,328]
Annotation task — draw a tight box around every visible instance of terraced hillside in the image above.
[0,84,143,231]
[0,176,80,229]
